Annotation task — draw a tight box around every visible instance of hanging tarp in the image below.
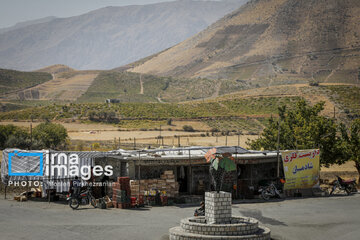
[281,149,320,190]
[1,149,111,194]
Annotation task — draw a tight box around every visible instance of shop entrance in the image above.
[177,166,188,193]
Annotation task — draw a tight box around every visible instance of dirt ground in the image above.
[320,161,359,183]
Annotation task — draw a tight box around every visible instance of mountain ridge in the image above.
[0,0,247,71]
[128,0,360,88]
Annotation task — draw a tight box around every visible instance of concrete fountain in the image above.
[169,191,271,240]
[169,148,271,240]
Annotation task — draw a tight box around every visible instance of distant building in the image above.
[105,99,121,103]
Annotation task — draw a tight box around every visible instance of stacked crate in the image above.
[130,170,179,199]
[112,177,131,209]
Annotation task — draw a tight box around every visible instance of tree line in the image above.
[248,99,360,182]
[0,122,68,150]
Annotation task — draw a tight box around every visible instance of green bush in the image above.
[33,122,68,149]
[183,125,195,132]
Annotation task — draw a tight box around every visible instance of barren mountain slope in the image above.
[129,0,360,87]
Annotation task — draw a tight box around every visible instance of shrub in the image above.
[33,122,68,149]
[182,125,195,132]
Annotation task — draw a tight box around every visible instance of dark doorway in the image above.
[177,166,188,193]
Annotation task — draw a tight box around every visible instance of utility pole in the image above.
[30,123,33,150]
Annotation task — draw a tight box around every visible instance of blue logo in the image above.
[8,150,43,176]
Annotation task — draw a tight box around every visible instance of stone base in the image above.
[169,225,271,240]
[169,191,271,240]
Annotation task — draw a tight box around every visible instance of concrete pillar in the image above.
[205,191,232,224]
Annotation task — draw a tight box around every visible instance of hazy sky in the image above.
[0,0,175,28]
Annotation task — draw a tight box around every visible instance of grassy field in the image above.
[0,96,300,122]
[0,69,52,95]
[77,71,221,103]
[326,85,360,118]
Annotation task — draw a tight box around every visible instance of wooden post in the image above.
[237,133,240,147]
[134,138,136,150]
[225,135,228,146]
[178,136,180,147]
[118,137,121,149]
[30,123,33,150]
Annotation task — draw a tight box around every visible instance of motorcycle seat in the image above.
[343,179,355,184]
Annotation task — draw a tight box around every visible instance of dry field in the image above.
[115,134,259,148]
[320,161,359,183]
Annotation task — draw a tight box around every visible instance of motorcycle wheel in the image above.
[90,196,97,208]
[330,186,336,195]
[261,190,270,201]
[275,192,282,199]
[69,198,80,210]
[350,183,358,193]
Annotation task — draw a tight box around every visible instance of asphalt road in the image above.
[0,193,359,240]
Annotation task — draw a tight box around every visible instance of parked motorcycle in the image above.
[330,176,357,196]
[258,182,282,201]
[67,186,97,210]
[194,201,205,216]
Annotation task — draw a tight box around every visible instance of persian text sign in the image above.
[282,149,320,190]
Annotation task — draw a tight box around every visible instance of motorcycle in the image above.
[258,182,282,201]
[194,201,205,216]
[330,176,357,196]
[67,186,97,210]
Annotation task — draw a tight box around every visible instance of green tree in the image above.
[340,119,360,183]
[0,124,30,149]
[248,100,343,165]
[33,122,68,149]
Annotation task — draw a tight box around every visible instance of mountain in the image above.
[0,0,247,71]
[0,16,57,34]
[128,0,360,90]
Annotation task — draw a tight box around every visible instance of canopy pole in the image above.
[276,121,281,178]
[138,152,141,204]
[48,151,51,204]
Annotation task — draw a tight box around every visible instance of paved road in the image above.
[0,193,359,240]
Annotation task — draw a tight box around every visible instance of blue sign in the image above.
[8,150,43,176]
